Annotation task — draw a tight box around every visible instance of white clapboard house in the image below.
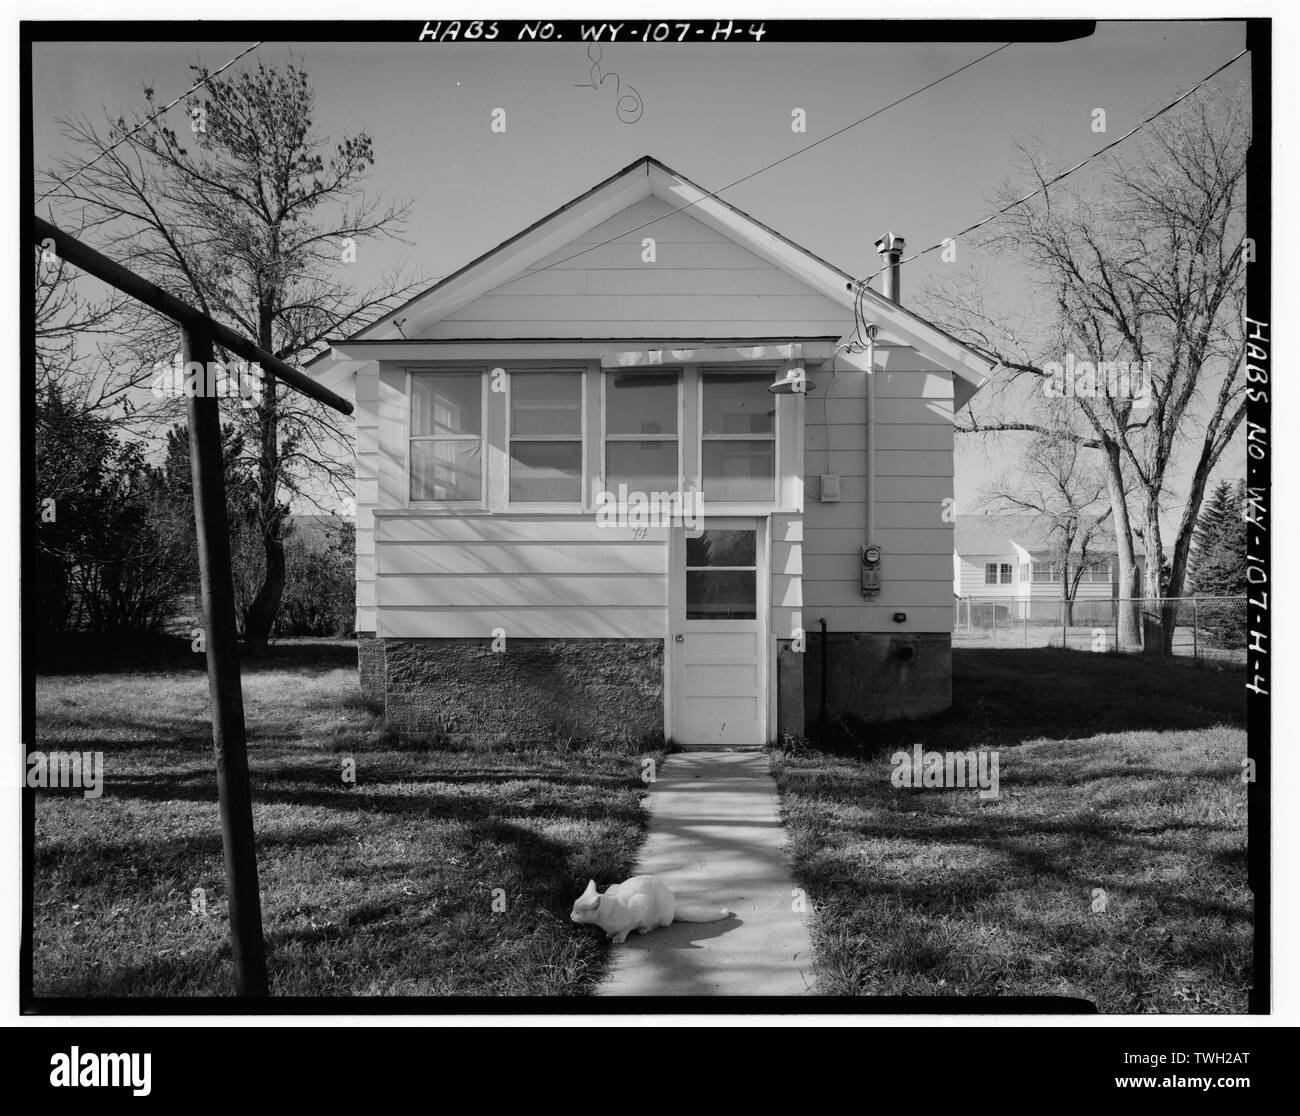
[311,156,996,747]
[953,513,1146,620]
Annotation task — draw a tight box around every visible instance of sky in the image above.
[31,21,1250,532]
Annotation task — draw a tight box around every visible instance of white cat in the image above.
[570,876,732,944]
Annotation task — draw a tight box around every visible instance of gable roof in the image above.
[955,513,1143,557]
[321,156,996,406]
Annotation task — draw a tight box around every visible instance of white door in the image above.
[669,518,766,747]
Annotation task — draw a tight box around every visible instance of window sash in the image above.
[699,371,777,504]
[508,369,585,506]
[603,371,681,497]
[408,370,486,504]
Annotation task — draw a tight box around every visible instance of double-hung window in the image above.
[508,369,584,504]
[409,371,484,503]
[700,372,776,503]
[603,371,679,495]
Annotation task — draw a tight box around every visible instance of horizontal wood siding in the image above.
[802,362,955,632]
[374,514,667,639]
[430,196,848,340]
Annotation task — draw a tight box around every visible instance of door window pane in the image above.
[702,373,774,435]
[687,572,756,620]
[606,441,678,493]
[411,439,482,502]
[702,441,775,502]
[509,441,582,503]
[511,372,582,436]
[686,528,757,620]
[686,529,756,568]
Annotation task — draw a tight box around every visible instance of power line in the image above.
[848,47,1250,293]
[36,41,264,203]
[414,41,1014,321]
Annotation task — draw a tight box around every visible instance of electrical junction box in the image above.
[819,473,841,502]
[861,543,882,596]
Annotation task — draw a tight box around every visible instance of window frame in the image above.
[697,366,780,507]
[684,525,760,621]
[999,563,1013,585]
[1031,561,1062,583]
[600,368,683,504]
[405,367,489,508]
[984,563,999,586]
[504,366,588,510]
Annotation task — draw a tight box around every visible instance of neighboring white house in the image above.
[953,513,1146,619]
[310,156,996,746]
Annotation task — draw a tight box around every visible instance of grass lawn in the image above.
[772,648,1251,1012]
[33,640,662,998]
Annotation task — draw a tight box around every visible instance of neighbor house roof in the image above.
[955,514,1143,557]
[309,156,998,408]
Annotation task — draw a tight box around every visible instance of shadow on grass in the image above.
[36,633,357,676]
[809,647,1246,757]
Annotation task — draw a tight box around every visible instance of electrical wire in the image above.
[847,47,1250,295]
[36,41,265,203]
[411,42,1015,323]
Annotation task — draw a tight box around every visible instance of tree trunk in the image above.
[242,300,285,655]
[1101,440,1141,648]
[1141,496,1169,655]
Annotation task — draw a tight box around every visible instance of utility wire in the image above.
[848,47,1250,293]
[413,41,1014,321]
[36,41,264,203]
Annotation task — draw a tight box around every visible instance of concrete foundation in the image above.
[801,631,952,737]
[373,637,664,746]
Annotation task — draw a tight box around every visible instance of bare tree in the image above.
[921,89,1250,652]
[42,55,427,652]
[982,431,1115,625]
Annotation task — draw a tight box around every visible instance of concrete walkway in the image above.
[598,750,814,996]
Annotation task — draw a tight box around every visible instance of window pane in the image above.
[702,373,775,435]
[686,529,756,568]
[511,372,582,436]
[1000,564,1012,584]
[985,564,997,585]
[702,440,775,502]
[606,373,677,435]
[411,373,481,437]
[687,570,756,620]
[510,441,582,503]
[410,439,482,501]
[606,440,678,493]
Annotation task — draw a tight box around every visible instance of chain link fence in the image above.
[953,595,1247,664]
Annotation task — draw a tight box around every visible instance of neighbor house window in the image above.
[984,563,999,585]
[509,370,583,503]
[1000,563,1013,584]
[604,371,679,494]
[1086,560,1113,583]
[700,372,776,502]
[1031,561,1062,583]
[1019,563,1030,582]
[409,371,484,502]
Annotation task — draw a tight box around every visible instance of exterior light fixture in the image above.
[768,368,816,394]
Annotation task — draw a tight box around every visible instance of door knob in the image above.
[674,634,684,642]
